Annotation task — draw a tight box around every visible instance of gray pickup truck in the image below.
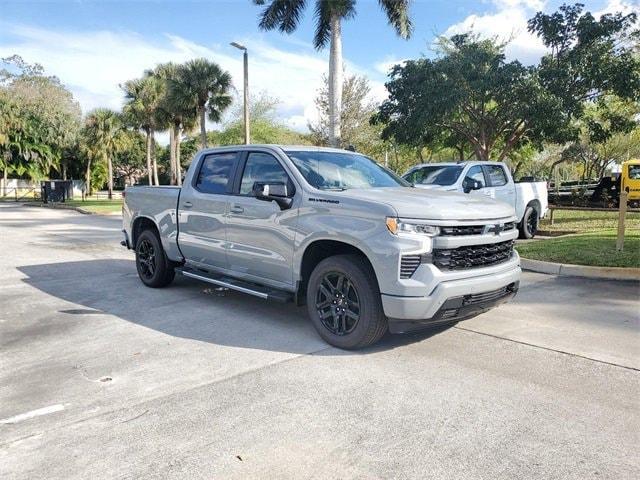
[122,145,521,349]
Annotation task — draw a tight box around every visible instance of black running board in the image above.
[178,267,293,303]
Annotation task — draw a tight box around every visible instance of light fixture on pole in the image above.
[230,42,250,145]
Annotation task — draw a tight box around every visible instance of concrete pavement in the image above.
[1,203,638,479]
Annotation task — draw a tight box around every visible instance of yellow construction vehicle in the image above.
[621,159,640,207]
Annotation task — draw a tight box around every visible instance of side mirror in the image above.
[463,178,482,194]
[253,182,293,210]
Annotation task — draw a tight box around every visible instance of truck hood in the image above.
[344,187,515,221]
[412,184,457,192]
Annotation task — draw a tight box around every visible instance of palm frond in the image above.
[256,0,307,33]
[378,0,413,39]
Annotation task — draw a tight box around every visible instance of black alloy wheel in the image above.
[137,238,156,280]
[315,271,361,336]
[526,210,538,236]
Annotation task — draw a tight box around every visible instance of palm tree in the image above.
[177,58,232,149]
[151,63,198,185]
[122,75,165,185]
[253,0,413,147]
[83,109,123,199]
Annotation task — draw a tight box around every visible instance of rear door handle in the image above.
[230,205,244,214]
[183,201,193,208]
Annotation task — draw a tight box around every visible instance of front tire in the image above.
[519,205,538,239]
[306,254,387,350]
[135,229,175,288]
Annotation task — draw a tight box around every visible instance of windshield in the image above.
[404,165,463,186]
[285,150,409,190]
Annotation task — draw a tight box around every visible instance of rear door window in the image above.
[484,165,508,187]
[195,152,238,194]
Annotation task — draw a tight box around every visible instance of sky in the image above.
[1,0,637,133]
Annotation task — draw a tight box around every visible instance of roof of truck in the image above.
[198,144,360,154]
[405,160,507,171]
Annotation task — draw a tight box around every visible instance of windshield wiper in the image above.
[321,187,348,191]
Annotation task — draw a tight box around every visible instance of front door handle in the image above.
[230,205,244,214]
[183,201,193,208]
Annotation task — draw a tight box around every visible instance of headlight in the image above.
[386,217,440,237]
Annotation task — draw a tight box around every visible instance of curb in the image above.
[22,203,121,216]
[521,258,640,281]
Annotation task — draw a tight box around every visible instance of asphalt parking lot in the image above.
[1,202,639,479]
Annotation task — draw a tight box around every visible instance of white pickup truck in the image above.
[403,161,548,238]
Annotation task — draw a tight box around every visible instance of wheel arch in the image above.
[527,199,542,218]
[131,215,160,248]
[296,239,378,306]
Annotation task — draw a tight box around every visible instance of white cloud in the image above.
[374,56,408,76]
[443,2,547,65]
[595,0,640,17]
[0,23,338,133]
[443,0,640,66]
[492,0,546,10]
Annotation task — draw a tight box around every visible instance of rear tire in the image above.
[135,229,175,288]
[306,254,387,350]
[518,206,538,239]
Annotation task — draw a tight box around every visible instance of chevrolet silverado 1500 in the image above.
[123,146,521,349]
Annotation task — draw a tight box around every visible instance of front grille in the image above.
[440,225,484,236]
[433,240,514,270]
[439,222,516,236]
[400,255,422,279]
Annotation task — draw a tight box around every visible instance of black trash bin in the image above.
[41,180,73,204]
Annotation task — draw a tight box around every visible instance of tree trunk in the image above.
[145,130,153,185]
[152,135,159,185]
[2,167,7,197]
[169,124,176,185]
[62,160,67,181]
[85,157,92,197]
[200,107,207,149]
[328,14,343,148]
[107,153,113,200]
[176,124,183,186]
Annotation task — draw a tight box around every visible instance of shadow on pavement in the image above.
[18,259,452,355]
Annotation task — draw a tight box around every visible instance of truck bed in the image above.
[123,186,181,259]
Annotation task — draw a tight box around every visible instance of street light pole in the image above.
[231,42,250,145]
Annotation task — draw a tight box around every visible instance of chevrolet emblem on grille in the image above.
[487,224,504,235]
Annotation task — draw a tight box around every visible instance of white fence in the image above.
[0,179,86,201]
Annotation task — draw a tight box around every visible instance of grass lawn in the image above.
[516,230,639,268]
[64,199,123,214]
[541,209,640,233]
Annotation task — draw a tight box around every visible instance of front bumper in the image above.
[120,229,131,249]
[382,263,521,333]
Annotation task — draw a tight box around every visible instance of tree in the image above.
[556,96,640,180]
[83,109,124,199]
[309,73,378,147]
[211,92,308,145]
[114,130,147,186]
[375,34,567,161]
[176,58,232,150]
[151,63,199,185]
[253,0,413,147]
[0,55,81,184]
[122,75,165,185]
[528,3,639,125]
